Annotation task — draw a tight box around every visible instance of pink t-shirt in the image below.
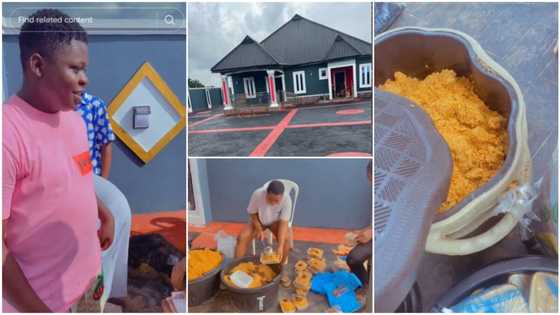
[2,95,101,312]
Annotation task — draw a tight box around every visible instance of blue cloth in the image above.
[77,92,115,175]
[325,285,362,313]
[311,272,332,294]
[311,271,363,312]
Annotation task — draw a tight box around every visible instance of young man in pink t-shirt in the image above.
[2,9,114,312]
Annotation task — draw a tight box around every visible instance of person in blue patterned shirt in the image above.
[77,92,115,178]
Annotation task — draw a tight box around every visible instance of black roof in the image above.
[211,36,280,73]
[325,35,362,60]
[211,14,371,73]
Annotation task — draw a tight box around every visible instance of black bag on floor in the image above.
[129,233,184,276]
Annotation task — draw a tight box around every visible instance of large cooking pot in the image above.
[220,256,282,312]
[188,250,225,306]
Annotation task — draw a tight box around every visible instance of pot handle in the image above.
[426,141,534,256]
[425,212,518,255]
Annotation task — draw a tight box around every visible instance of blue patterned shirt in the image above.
[77,92,115,175]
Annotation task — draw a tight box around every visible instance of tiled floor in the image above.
[188,222,371,313]
[377,3,558,311]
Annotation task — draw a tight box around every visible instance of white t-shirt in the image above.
[247,186,292,226]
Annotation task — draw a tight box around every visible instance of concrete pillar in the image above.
[281,73,287,102]
[205,87,212,109]
[267,70,279,108]
[327,67,333,100]
[352,64,357,98]
[221,75,232,110]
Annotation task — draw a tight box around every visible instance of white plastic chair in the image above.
[94,175,131,300]
[251,179,299,256]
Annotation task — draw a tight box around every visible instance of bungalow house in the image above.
[211,14,372,110]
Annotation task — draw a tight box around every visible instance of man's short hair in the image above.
[19,9,88,69]
[266,180,284,195]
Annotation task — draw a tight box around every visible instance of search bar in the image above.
[3,5,186,35]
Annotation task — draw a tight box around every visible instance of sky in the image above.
[188,2,372,87]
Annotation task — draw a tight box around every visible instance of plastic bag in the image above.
[494,178,542,240]
[374,3,405,35]
[448,272,558,313]
[450,284,529,313]
[529,272,558,312]
[533,148,558,255]
[215,230,236,259]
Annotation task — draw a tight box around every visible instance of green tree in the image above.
[188,78,205,88]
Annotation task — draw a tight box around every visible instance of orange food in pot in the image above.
[380,70,507,213]
[223,261,277,289]
[188,249,222,281]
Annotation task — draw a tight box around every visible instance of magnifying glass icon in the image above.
[164,14,175,25]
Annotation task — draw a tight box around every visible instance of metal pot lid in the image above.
[374,89,452,312]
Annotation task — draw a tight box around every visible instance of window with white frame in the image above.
[293,71,306,94]
[359,63,372,88]
[243,77,256,98]
[318,68,327,80]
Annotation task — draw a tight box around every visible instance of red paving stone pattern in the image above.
[188,101,372,156]
[336,109,365,115]
[250,109,299,156]
[188,113,223,128]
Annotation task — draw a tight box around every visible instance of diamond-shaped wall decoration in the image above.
[108,62,185,163]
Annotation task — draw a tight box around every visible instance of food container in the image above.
[220,256,282,312]
[188,250,225,306]
[375,27,532,256]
